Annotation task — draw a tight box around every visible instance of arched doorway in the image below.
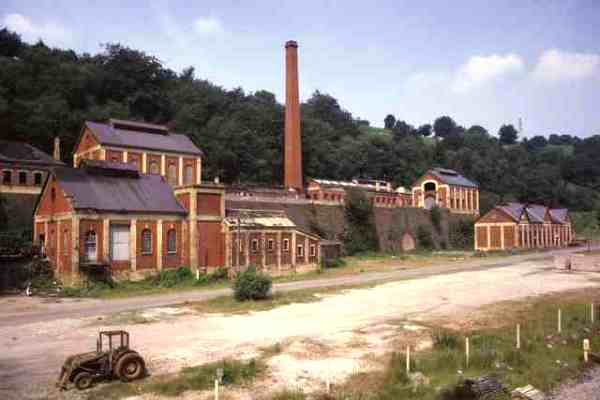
[423,182,437,209]
[401,232,416,251]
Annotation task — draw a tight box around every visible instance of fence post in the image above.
[516,324,521,349]
[558,308,562,334]
[465,337,470,369]
[584,339,590,363]
[406,345,411,374]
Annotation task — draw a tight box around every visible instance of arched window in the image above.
[141,229,152,254]
[18,171,27,185]
[84,230,97,262]
[168,163,177,186]
[149,161,159,175]
[184,165,194,184]
[2,170,11,184]
[167,229,177,254]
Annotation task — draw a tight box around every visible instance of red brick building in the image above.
[474,203,573,251]
[412,168,479,215]
[306,178,412,207]
[73,119,203,187]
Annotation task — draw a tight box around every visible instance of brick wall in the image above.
[162,220,182,268]
[80,219,104,262]
[197,221,224,267]
[136,220,157,269]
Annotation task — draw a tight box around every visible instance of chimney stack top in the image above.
[285,40,298,48]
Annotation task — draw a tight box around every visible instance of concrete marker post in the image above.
[406,345,410,374]
[465,337,470,369]
[558,308,562,334]
[516,324,521,350]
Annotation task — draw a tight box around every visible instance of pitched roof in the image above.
[549,208,569,224]
[491,202,569,224]
[0,140,64,166]
[224,209,296,229]
[428,168,478,188]
[84,120,203,156]
[53,162,186,215]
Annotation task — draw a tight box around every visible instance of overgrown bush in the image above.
[233,266,272,301]
[322,258,346,269]
[433,330,459,350]
[151,266,194,288]
[416,225,434,249]
[342,189,379,255]
[449,218,474,249]
[430,206,442,232]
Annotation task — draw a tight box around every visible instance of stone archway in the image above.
[401,232,416,251]
[423,182,437,210]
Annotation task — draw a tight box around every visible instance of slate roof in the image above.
[53,163,186,215]
[84,120,203,156]
[224,209,296,229]
[0,140,64,166]
[492,202,569,224]
[429,168,478,188]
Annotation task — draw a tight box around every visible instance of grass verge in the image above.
[87,358,266,400]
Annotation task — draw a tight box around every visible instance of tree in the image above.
[384,114,396,130]
[416,124,432,137]
[433,116,457,138]
[498,124,518,145]
[392,120,415,140]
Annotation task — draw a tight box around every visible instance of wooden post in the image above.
[406,345,411,374]
[214,379,219,400]
[558,309,562,334]
[583,339,590,363]
[465,337,470,369]
[516,324,521,349]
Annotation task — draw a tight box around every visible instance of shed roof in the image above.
[83,120,203,156]
[0,140,64,166]
[52,163,186,215]
[428,168,478,188]
[489,202,569,225]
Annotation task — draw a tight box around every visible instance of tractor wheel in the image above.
[115,353,145,382]
[73,371,93,390]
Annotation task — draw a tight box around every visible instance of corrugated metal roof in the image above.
[429,168,478,188]
[498,203,526,221]
[525,204,547,223]
[0,140,64,166]
[54,166,186,215]
[549,208,568,224]
[85,120,203,156]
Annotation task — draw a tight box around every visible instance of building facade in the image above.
[307,178,412,207]
[474,203,573,251]
[412,168,479,215]
[73,119,203,187]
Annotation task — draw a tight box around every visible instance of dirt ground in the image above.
[1,258,600,400]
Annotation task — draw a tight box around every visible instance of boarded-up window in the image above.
[150,161,160,175]
[476,226,488,248]
[184,165,194,184]
[19,171,27,184]
[84,230,97,262]
[142,229,152,254]
[167,229,177,254]
[2,170,11,184]
[283,239,290,251]
[110,225,130,261]
[490,226,502,248]
[168,163,177,186]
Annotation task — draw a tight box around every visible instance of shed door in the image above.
[110,225,130,261]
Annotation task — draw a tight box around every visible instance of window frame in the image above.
[168,163,178,185]
[267,238,274,252]
[167,228,177,254]
[149,161,160,175]
[84,230,97,262]
[18,170,27,185]
[141,228,153,255]
[251,238,259,253]
[184,164,194,184]
[2,170,12,185]
[297,244,304,257]
[283,238,290,252]
[310,244,316,257]
[34,172,43,186]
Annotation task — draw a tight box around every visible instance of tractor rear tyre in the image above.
[74,371,93,390]
[115,353,145,382]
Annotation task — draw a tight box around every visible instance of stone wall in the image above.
[226,199,460,252]
[0,193,38,234]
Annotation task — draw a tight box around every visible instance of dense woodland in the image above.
[1,28,599,215]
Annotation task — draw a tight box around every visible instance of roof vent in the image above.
[109,119,169,135]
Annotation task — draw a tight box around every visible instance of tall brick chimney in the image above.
[284,40,302,191]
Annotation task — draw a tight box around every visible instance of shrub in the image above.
[449,218,474,249]
[151,267,194,288]
[322,258,346,269]
[433,330,459,350]
[416,225,434,249]
[342,189,379,255]
[430,206,442,232]
[233,266,272,301]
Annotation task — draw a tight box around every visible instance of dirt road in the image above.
[0,247,598,399]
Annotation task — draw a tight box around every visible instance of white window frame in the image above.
[310,244,316,257]
[251,239,259,253]
[110,224,130,261]
[167,229,177,254]
[84,230,97,262]
[267,239,274,252]
[297,244,304,257]
[141,228,153,255]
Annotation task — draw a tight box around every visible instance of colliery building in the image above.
[474,203,573,251]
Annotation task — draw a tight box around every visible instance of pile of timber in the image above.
[511,385,544,400]
[464,376,507,399]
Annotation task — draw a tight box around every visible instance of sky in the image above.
[2,0,600,137]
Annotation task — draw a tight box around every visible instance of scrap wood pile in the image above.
[464,376,508,399]
[511,385,544,400]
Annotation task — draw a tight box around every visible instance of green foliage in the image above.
[498,124,518,145]
[432,330,459,350]
[0,28,599,212]
[430,206,442,233]
[343,189,379,255]
[416,225,434,249]
[233,266,273,301]
[322,257,346,269]
[449,219,474,249]
[150,266,193,288]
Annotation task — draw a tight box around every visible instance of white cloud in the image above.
[452,53,525,93]
[2,13,70,47]
[532,49,600,83]
[193,16,223,36]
